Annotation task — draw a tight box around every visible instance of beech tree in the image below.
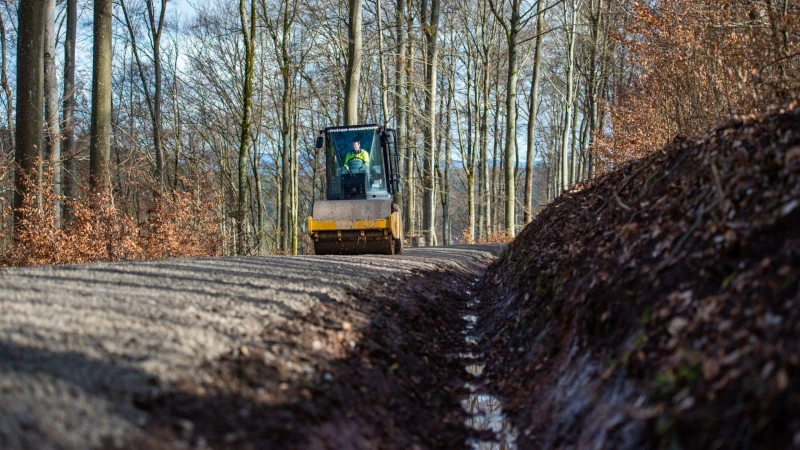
[13,0,45,240]
[344,0,363,125]
[523,0,545,223]
[237,0,256,254]
[120,0,168,189]
[89,0,113,189]
[1,0,797,260]
[62,0,77,218]
[43,0,59,222]
[420,0,440,246]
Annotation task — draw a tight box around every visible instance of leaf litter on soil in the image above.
[475,105,800,449]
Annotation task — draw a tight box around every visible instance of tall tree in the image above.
[237,0,256,254]
[44,0,60,222]
[559,0,578,193]
[584,0,605,181]
[89,0,113,190]
[261,0,300,253]
[375,0,390,125]
[120,0,168,189]
[476,2,495,240]
[524,0,545,224]
[489,0,524,237]
[439,58,453,245]
[403,2,415,237]
[421,0,440,246]
[0,6,13,154]
[13,0,45,240]
[62,0,77,218]
[394,0,407,240]
[344,0,362,125]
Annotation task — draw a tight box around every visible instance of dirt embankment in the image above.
[475,106,800,449]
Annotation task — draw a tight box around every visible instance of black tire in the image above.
[394,237,403,255]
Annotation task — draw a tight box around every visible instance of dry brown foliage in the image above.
[480,106,800,448]
[141,187,223,259]
[596,0,800,172]
[1,166,222,267]
[459,227,514,245]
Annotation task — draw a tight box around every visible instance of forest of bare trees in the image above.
[0,0,797,263]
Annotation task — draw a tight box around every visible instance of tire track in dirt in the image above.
[0,245,501,449]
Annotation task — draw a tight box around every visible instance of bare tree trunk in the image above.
[279,69,291,253]
[439,66,453,245]
[395,0,407,224]
[462,50,475,242]
[250,134,265,253]
[403,11,415,237]
[44,0,60,223]
[237,0,256,255]
[171,45,182,190]
[421,0,440,246]
[147,0,167,188]
[586,0,604,181]
[13,0,45,240]
[89,0,113,190]
[491,73,501,234]
[376,0,390,125]
[478,58,490,240]
[344,0,362,125]
[489,0,521,237]
[524,0,545,224]
[62,0,77,219]
[291,105,299,254]
[120,0,167,189]
[569,100,578,185]
[0,11,13,154]
[560,0,577,194]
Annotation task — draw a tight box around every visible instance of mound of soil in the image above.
[476,105,800,449]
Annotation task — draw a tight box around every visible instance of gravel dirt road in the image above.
[0,245,501,449]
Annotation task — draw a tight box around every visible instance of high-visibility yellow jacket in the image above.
[344,149,370,167]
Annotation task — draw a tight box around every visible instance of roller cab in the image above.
[309,125,403,255]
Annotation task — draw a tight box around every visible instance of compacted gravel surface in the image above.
[0,246,501,449]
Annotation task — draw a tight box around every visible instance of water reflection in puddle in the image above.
[465,363,485,376]
[462,394,518,441]
[460,287,518,450]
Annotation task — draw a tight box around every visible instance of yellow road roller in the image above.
[309,125,403,255]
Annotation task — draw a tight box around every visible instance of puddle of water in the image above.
[462,393,519,449]
[466,363,485,376]
[459,283,518,450]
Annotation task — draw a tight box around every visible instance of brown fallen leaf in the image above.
[703,358,720,380]
[667,317,690,336]
[776,369,789,391]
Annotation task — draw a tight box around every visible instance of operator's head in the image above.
[351,138,360,153]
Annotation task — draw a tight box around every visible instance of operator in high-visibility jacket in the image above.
[344,138,370,168]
